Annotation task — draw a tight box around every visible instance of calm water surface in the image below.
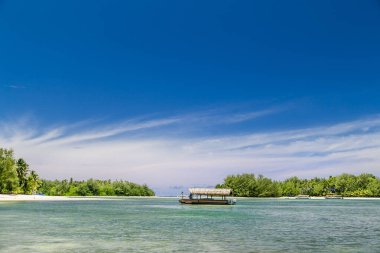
[1,198,380,252]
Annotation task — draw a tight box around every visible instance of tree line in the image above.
[39,179,154,196]
[216,173,380,197]
[0,148,154,196]
[0,148,41,194]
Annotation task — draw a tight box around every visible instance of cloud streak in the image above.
[1,110,380,195]
[3,84,26,89]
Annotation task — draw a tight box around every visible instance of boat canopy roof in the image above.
[189,188,232,196]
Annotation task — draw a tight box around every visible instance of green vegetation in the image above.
[39,179,154,196]
[3,147,380,198]
[0,149,41,194]
[217,173,380,197]
[0,148,154,196]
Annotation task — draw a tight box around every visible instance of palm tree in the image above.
[16,159,29,193]
[26,170,41,194]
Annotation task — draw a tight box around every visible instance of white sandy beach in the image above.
[0,194,162,201]
[279,196,380,200]
[0,194,98,201]
[2,195,380,202]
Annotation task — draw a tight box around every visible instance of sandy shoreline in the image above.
[0,195,166,201]
[2,194,380,202]
[279,196,380,200]
[0,194,102,201]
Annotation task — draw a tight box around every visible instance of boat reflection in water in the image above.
[179,188,236,205]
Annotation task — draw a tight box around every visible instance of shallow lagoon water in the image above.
[1,198,380,252]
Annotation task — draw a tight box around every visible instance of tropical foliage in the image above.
[217,173,380,197]
[39,179,154,196]
[0,148,154,196]
[0,148,41,194]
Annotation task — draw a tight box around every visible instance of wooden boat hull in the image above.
[179,199,231,205]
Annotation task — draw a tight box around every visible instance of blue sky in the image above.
[1,1,380,195]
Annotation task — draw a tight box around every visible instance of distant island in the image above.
[0,148,154,196]
[3,147,380,198]
[216,173,380,197]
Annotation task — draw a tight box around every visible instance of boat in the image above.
[179,188,236,205]
[325,194,343,199]
[295,195,311,199]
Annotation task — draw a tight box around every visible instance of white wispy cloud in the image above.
[221,108,283,124]
[3,84,26,89]
[1,110,380,195]
[176,106,283,126]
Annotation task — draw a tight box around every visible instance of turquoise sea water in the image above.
[1,198,380,253]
